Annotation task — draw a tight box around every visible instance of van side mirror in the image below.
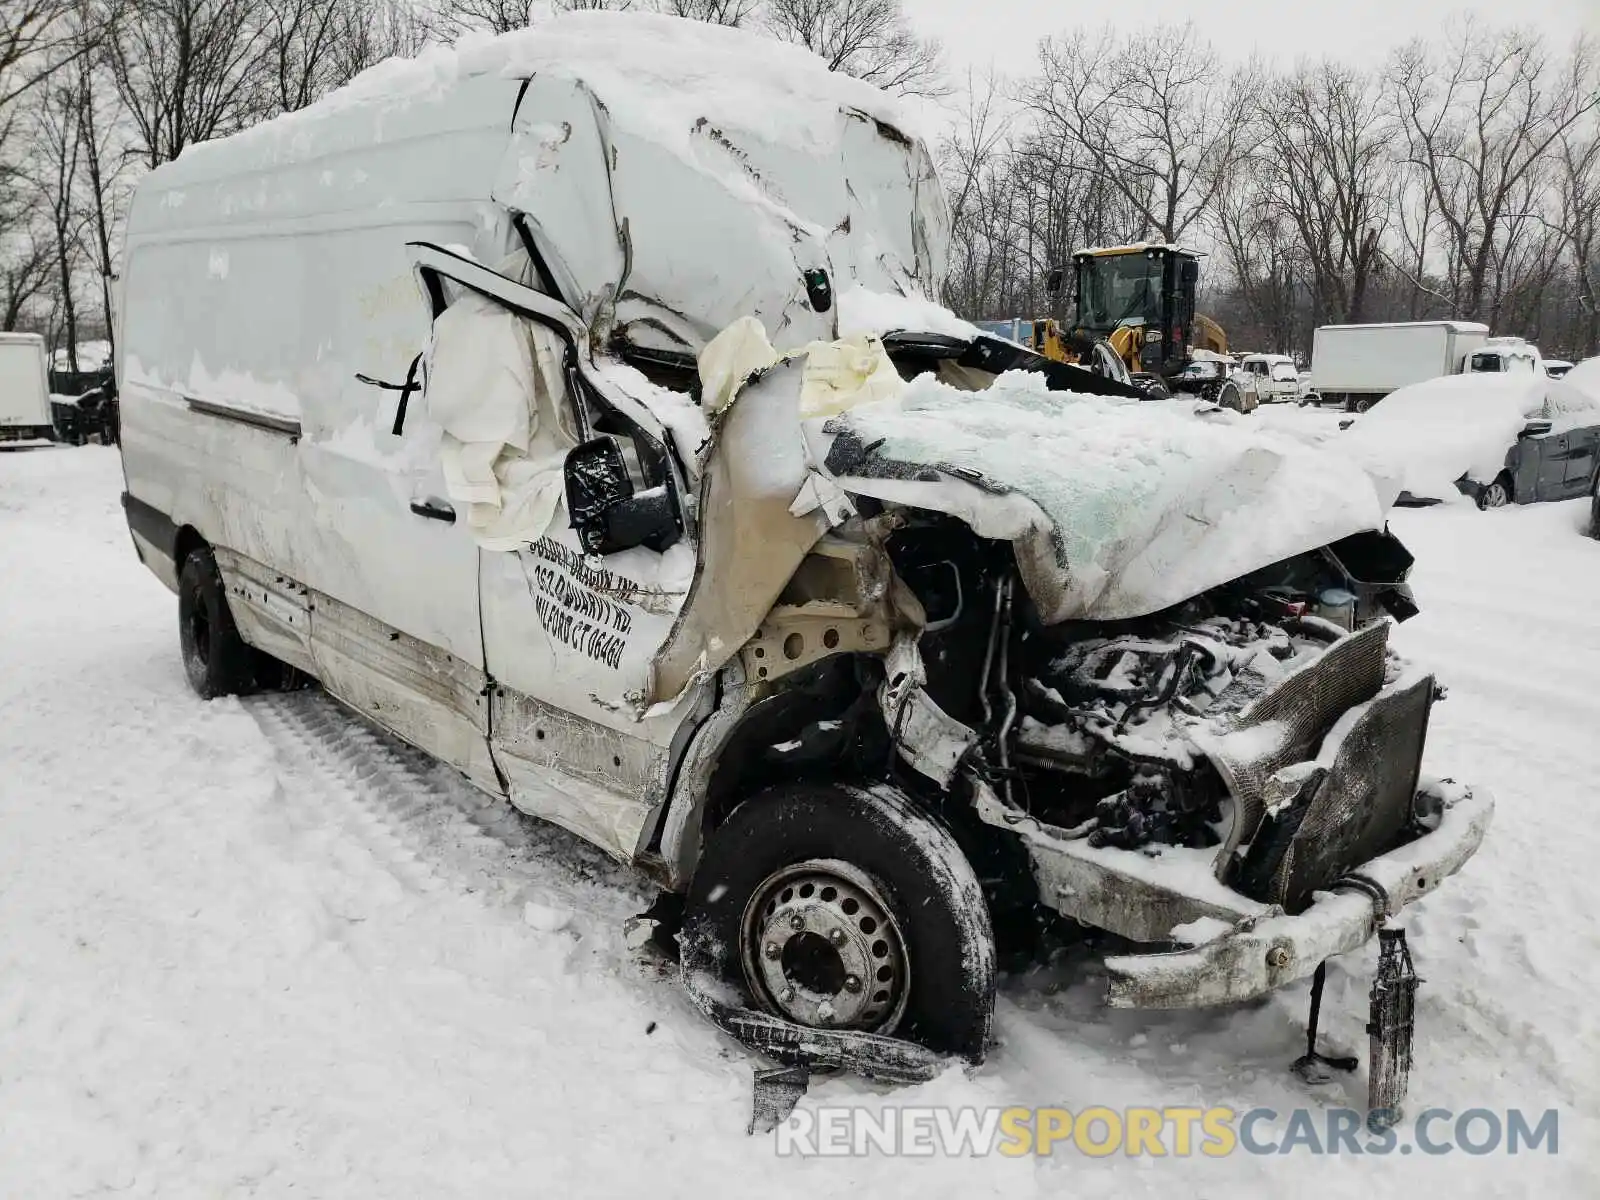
[1519,419,1553,438]
[564,437,681,555]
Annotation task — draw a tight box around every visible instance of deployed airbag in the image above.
[426,291,578,549]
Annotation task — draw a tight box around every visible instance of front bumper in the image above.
[1102,781,1493,1008]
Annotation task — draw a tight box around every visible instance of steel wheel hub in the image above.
[739,858,909,1034]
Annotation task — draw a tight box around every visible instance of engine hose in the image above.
[1115,641,1202,733]
[993,577,1019,806]
[1330,872,1391,924]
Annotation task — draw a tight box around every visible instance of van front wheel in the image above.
[682,782,996,1062]
[178,546,261,698]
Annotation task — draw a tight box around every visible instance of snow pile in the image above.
[1334,373,1596,500]
[154,9,949,364]
[1560,356,1600,403]
[836,287,979,342]
[179,11,919,164]
[816,370,1390,621]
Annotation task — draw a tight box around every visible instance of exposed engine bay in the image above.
[888,518,1432,918]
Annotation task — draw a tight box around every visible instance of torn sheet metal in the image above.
[491,14,950,361]
[648,358,832,703]
[880,637,978,787]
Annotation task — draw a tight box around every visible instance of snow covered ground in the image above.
[3,439,1598,1196]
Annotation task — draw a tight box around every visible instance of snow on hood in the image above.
[1334,373,1600,500]
[808,370,1390,623]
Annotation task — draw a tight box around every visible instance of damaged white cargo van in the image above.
[119,13,1491,1086]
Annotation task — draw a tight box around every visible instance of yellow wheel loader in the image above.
[1027,245,1229,398]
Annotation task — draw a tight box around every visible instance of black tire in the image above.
[1476,472,1513,510]
[178,546,262,698]
[1589,478,1600,539]
[1217,381,1244,412]
[1132,374,1171,400]
[683,782,996,1062]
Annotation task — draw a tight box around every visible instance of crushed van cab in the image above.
[115,12,1490,1093]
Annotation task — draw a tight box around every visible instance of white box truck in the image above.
[1311,321,1490,412]
[0,332,53,442]
[115,11,1490,1085]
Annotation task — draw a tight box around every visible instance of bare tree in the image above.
[655,0,753,24]
[765,0,946,98]
[1390,22,1600,323]
[1257,63,1392,323]
[262,0,348,114]
[331,0,430,84]
[431,0,533,37]
[104,0,277,167]
[939,71,1017,317]
[0,164,52,329]
[1213,156,1306,352]
[1026,26,1257,245]
[69,27,125,361]
[28,73,86,368]
[1555,113,1600,353]
[1,0,85,108]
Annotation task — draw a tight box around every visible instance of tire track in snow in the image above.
[243,689,652,938]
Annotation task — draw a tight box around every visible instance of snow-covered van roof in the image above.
[1313,321,1490,334]
[139,11,949,361]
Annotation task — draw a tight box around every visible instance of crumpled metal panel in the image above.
[1197,621,1390,877]
[1263,674,1433,912]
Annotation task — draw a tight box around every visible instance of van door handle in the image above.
[409,498,456,523]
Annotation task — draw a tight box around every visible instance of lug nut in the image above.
[829,928,847,947]
[764,942,780,960]
[1266,946,1291,969]
[843,975,862,993]
[779,986,796,1003]
[789,914,805,931]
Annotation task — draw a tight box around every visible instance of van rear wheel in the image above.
[178,546,262,698]
[682,782,996,1062]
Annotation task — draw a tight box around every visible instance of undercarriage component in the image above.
[1094,781,1490,1008]
[682,963,946,1084]
[749,1064,811,1135]
[1367,928,1419,1128]
[1292,961,1360,1084]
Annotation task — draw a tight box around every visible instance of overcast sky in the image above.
[908,0,1598,80]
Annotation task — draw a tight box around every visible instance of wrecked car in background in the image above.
[1336,372,1600,509]
[115,11,1491,1095]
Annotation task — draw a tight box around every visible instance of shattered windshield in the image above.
[1076,254,1163,333]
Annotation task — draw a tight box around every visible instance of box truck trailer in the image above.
[1311,321,1491,412]
[0,332,53,442]
[115,11,1489,1089]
